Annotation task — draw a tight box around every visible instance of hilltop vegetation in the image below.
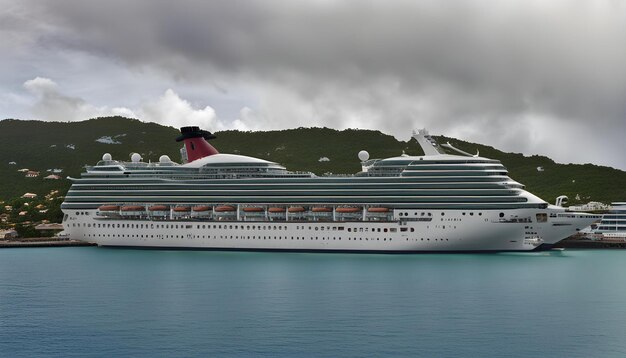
[1,116,625,209]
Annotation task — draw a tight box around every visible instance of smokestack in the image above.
[176,126,219,163]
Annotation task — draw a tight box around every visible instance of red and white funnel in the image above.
[176,126,219,163]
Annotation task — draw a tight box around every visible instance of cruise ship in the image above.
[61,126,599,252]
[591,203,626,240]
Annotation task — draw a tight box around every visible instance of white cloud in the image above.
[23,77,136,121]
[21,77,251,131]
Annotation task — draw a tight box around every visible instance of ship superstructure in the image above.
[592,203,626,240]
[61,127,599,252]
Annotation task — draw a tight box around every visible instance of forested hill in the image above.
[1,116,625,205]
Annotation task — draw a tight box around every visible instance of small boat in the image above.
[121,205,145,212]
[173,206,191,212]
[148,205,169,211]
[192,205,212,212]
[242,207,264,212]
[523,237,544,246]
[312,207,332,213]
[268,207,286,213]
[367,207,390,213]
[98,205,120,212]
[214,205,236,212]
[336,207,361,213]
[288,206,306,213]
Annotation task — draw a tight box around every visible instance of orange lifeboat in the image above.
[367,207,390,213]
[173,206,191,212]
[148,205,169,211]
[288,206,306,213]
[99,205,120,212]
[268,207,286,213]
[192,205,212,212]
[242,207,264,212]
[215,205,236,212]
[121,205,144,212]
[312,207,332,213]
[336,207,362,213]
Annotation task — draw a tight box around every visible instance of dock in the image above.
[0,238,96,248]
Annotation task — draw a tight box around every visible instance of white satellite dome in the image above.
[159,155,171,163]
[102,153,112,161]
[358,150,370,162]
[131,153,142,163]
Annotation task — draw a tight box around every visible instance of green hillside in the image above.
[1,116,625,207]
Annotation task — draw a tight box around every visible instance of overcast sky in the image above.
[1,0,625,169]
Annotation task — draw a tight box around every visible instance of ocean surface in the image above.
[2,248,626,357]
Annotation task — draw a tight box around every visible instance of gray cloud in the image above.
[2,0,626,169]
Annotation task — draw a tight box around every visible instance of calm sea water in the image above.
[1,248,626,357]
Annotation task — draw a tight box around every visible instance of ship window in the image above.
[410,228,415,232]
[536,213,548,223]
[499,213,504,218]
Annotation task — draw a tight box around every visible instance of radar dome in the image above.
[131,153,142,163]
[358,150,370,162]
[159,155,171,163]
[102,153,112,161]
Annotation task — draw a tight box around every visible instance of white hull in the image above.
[64,208,596,252]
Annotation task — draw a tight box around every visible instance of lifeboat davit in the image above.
[242,207,264,212]
[215,205,236,212]
[121,205,145,212]
[173,206,191,212]
[336,207,361,213]
[268,207,286,213]
[312,207,332,213]
[148,205,169,211]
[192,205,212,212]
[98,205,120,212]
[367,207,390,213]
[288,206,306,213]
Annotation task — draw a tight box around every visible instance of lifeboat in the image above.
[312,207,332,213]
[367,207,390,213]
[268,207,286,213]
[173,206,191,212]
[242,207,264,213]
[148,205,169,211]
[288,206,306,213]
[192,205,212,212]
[121,205,145,212]
[336,207,362,213]
[98,205,120,212]
[215,205,236,212]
